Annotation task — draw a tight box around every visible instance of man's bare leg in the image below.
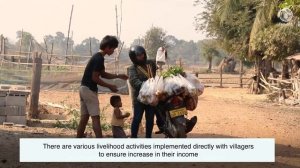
[91,115,103,138]
[77,114,90,138]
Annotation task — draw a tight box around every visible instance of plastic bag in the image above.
[155,76,164,94]
[163,76,176,96]
[138,77,159,106]
[138,73,203,107]
[185,73,204,96]
[178,75,196,96]
[155,76,168,101]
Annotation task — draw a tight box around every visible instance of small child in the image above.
[110,95,130,138]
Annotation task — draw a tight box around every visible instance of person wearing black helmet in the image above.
[128,45,163,138]
[77,35,128,138]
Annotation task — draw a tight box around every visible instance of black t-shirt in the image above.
[81,52,105,92]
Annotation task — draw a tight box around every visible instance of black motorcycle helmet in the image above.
[129,45,147,65]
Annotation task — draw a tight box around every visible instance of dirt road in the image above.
[0,88,299,168]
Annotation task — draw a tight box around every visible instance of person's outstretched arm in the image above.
[100,70,128,80]
[92,71,118,92]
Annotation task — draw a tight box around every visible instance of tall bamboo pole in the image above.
[26,37,32,69]
[115,5,119,38]
[18,29,24,67]
[65,4,74,64]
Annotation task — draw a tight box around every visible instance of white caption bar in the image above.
[20,138,275,162]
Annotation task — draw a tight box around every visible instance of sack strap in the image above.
[137,64,153,79]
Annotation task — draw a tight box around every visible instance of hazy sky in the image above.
[0,0,206,46]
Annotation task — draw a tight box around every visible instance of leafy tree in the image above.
[74,37,100,56]
[252,24,300,61]
[143,27,166,60]
[16,30,34,53]
[129,35,201,65]
[194,0,257,60]
[248,0,279,56]
[43,37,55,70]
[43,32,75,64]
[279,0,300,26]
[195,0,300,92]
[44,32,74,56]
[130,38,144,46]
[171,40,200,64]
[279,0,300,16]
[159,36,200,65]
[200,40,220,71]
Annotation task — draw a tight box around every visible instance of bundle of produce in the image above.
[163,74,196,97]
[138,66,204,110]
[138,76,163,106]
[161,66,184,78]
[185,73,204,96]
[163,74,199,111]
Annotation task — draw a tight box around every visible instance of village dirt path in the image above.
[0,88,299,168]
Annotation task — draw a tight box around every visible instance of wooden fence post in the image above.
[0,34,3,55]
[3,38,7,63]
[26,38,32,70]
[0,36,3,67]
[0,35,3,68]
[239,59,243,88]
[18,29,23,68]
[220,65,223,87]
[179,58,182,68]
[256,56,261,94]
[29,52,42,119]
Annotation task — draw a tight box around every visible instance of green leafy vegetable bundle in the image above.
[161,66,184,78]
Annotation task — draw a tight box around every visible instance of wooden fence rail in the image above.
[198,76,251,88]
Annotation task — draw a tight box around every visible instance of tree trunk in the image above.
[254,56,272,94]
[208,58,212,72]
[282,60,289,80]
[255,56,262,94]
[261,58,272,80]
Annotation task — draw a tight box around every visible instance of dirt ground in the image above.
[0,87,300,168]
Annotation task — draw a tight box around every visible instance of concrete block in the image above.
[3,122,14,126]
[0,91,6,97]
[5,106,26,116]
[6,116,26,125]
[8,90,30,96]
[0,85,30,91]
[0,107,5,115]
[14,124,26,128]
[0,85,11,90]
[6,95,27,106]
[0,97,5,106]
[0,116,6,124]
[14,86,27,91]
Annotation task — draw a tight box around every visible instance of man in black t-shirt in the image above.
[77,35,128,138]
